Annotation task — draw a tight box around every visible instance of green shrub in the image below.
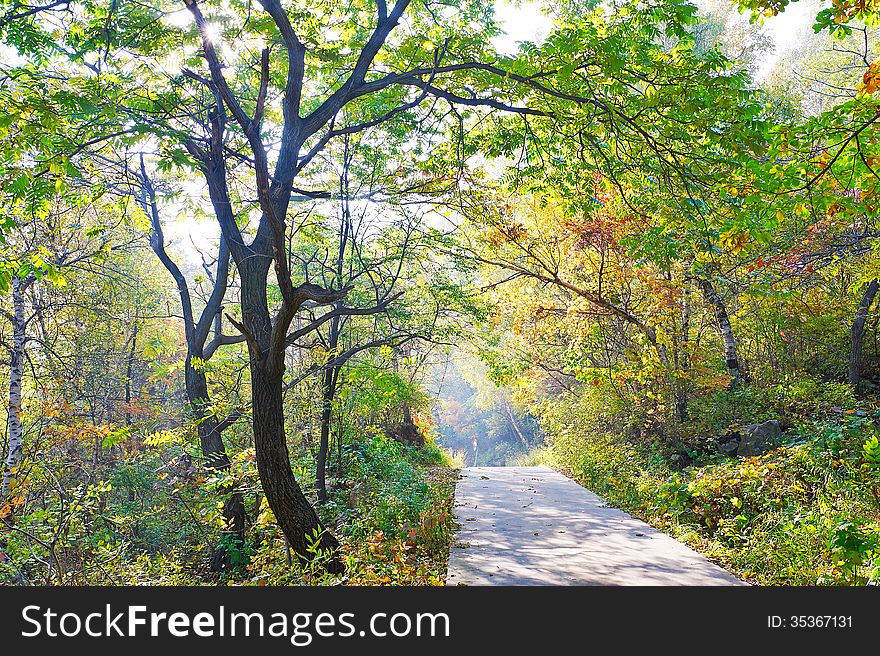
[348,435,434,540]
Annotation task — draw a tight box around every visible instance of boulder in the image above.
[716,428,740,456]
[737,420,782,457]
[717,437,739,456]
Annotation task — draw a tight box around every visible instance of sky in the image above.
[760,0,817,54]
[491,0,817,77]
[492,0,554,53]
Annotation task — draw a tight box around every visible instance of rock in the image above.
[717,432,740,456]
[348,482,365,509]
[715,429,740,456]
[737,420,782,457]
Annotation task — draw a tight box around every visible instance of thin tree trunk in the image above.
[316,366,337,503]
[140,164,247,570]
[124,314,139,428]
[316,153,350,503]
[849,279,879,394]
[697,277,746,386]
[2,275,33,499]
[503,402,528,448]
[674,284,690,422]
[336,421,344,479]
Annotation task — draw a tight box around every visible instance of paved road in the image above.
[446,466,744,585]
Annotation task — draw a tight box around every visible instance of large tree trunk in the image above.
[183,27,350,570]
[200,158,344,571]
[250,360,343,572]
[698,277,746,387]
[186,364,229,467]
[849,279,879,394]
[2,275,33,499]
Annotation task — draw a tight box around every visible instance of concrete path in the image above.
[446,466,744,586]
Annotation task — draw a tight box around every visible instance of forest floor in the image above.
[446,466,744,585]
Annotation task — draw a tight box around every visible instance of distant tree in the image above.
[1,197,129,498]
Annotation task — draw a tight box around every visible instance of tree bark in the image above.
[251,360,343,572]
[697,277,746,387]
[2,274,34,499]
[849,279,879,394]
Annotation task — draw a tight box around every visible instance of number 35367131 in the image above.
[768,616,852,628]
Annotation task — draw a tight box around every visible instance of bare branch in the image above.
[225,312,261,360]
[137,155,196,343]
[284,292,405,347]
